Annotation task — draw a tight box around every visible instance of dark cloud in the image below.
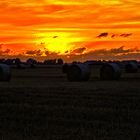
[53,36,58,38]
[109,46,135,54]
[120,33,132,37]
[45,50,59,57]
[65,50,69,53]
[4,49,11,54]
[97,32,108,38]
[44,51,49,56]
[26,50,43,56]
[0,44,11,55]
[111,33,132,38]
[111,34,116,38]
[97,33,132,38]
[71,47,86,54]
[0,44,139,62]
[40,46,139,61]
[0,49,11,55]
[49,46,140,62]
[90,46,139,55]
[26,48,60,58]
[111,34,119,38]
[0,44,3,48]
[119,53,140,59]
[80,46,140,60]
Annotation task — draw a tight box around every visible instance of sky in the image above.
[0,0,140,62]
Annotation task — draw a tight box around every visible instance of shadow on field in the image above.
[0,66,140,140]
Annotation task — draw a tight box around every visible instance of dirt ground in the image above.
[0,65,140,140]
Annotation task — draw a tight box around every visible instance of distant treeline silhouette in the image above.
[0,57,140,82]
[0,57,140,65]
[0,58,64,66]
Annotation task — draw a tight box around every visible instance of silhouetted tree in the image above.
[57,58,64,65]
[0,59,6,64]
[5,59,14,65]
[14,58,21,69]
[44,59,56,65]
[27,58,37,68]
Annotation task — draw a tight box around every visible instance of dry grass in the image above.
[0,65,140,140]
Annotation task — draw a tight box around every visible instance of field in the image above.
[0,65,140,140]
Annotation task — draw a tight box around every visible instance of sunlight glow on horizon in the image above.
[35,31,85,54]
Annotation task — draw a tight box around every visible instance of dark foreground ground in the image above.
[0,65,140,140]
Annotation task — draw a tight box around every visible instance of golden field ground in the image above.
[0,65,140,140]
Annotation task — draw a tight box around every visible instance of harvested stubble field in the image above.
[0,65,140,140]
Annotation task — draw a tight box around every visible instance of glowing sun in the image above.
[35,30,84,54]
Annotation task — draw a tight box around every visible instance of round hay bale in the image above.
[125,62,138,73]
[100,63,122,80]
[0,64,11,81]
[57,58,64,65]
[62,63,69,73]
[66,63,90,82]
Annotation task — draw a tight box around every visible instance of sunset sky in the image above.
[0,0,140,62]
